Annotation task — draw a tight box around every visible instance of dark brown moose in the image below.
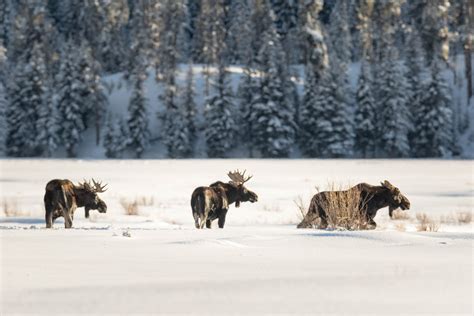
[297,180,410,229]
[44,179,107,228]
[191,170,258,229]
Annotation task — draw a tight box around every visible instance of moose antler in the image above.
[91,178,108,193]
[227,169,253,185]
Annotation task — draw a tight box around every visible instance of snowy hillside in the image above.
[1,159,473,314]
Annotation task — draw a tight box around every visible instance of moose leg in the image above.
[367,218,377,230]
[45,210,53,228]
[206,220,212,229]
[85,207,90,219]
[193,212,200,229]
[218,209,228,228]
[317,206,328,229]
[199,215,207,229]
[63,208,73,229]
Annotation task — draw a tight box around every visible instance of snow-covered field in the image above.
[1,159,473,315]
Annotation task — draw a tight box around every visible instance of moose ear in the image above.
[382,180,395,190]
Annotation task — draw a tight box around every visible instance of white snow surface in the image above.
[0,159,473,315]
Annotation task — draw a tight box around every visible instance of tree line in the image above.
[0,0,472,158]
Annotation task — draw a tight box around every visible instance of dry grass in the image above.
[120,196,154,216]
[2,199,29,217]
[120,198,139,215]
[416,213,440,232]
[391,210,410,220]
[294,196,307,221]
[321,183,369,230]
[395,222,406,232]
[456,212,472,224]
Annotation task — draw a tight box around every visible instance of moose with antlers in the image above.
[191,170,258,229]
[297,180,410,229]
[44,179,108,228]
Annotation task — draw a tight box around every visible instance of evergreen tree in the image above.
[0,81,6,155]
[204,63,235,158]
[412,63,454,157]
[238,67,259,156]
[377,48,411,157]
[299,0,328,83]
[103,114,127,158]
[161,73,193,158]
[355,61,377,157]
[328,0,352,66]
[181,64,197,144]
[55,42,86,157]
[250,25,295,157]
[127,73,149,158]
[299,65,321,156]
[405,25,428,149]
[35,87,59,157]
[227,0,253,64]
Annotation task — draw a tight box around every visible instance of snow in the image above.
[1,159,473,314]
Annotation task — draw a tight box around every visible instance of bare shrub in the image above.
[439,214,456,225]
[294,196,307,221]
[120,198,139,216]
[2,199,29,217]
[416,213,440,232]
[456,212,472,224]
[391,209,410,220]
[119,196,154,216]
[322,183,369,230]
[395,222,406,232]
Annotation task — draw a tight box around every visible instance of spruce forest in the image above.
[0,0,472,159]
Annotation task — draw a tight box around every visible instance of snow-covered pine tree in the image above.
[226,0,253,65]
[299,65,321,156]
[181,64,197,144]
[412,62,454,157]
[155,0,186,81]
[328,0,352,66]
[103,114,128,158]
[6,2,53,157]
[157,0,193,158]
[126,0,160,81]
[0,81,6,155]
[193,0,227,95]
[161,72,193,158]
[204,63,235,158]
[35,85,59,157]
[76,41,107,146]
[354,60,377,157]
[127,72,149,159]
[299,0,328,83]
[55,41,86,157]
[237,67,259,157]
[377,48,412,158]
[404,24,428,151]
[250,23,295,157]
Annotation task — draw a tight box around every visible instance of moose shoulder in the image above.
[297,180,410,229]
[191,170,258,229]
[44,179,107,228]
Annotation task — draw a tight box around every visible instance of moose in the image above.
[297,180,410,229]
[44,179,108,228]
[191,170,258,229]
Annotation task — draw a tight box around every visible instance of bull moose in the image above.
[44,179,107,228]
[297,180,410,229]
[191,170,258,229]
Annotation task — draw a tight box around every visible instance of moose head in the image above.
[77,179,108,214]
[381,180,410,217]
[227,170,258,207]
